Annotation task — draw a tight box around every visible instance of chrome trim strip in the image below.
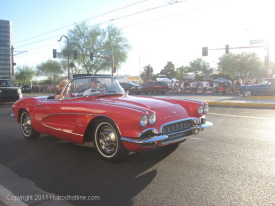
[138,128,159,137]
[121,134,169,143]
[40,122,83,137]
[40,113,122,137]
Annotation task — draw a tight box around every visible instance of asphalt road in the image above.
[0,102,275,206]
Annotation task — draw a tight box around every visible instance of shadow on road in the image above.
[0,135,179,205]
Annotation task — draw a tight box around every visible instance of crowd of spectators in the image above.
[30,84,58,93]
[27,78,264,96]
[167,78,264,95]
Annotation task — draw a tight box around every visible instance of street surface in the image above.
[0,99,275,205]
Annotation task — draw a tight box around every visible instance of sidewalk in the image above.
[175,94,275,108]
[1,92,274,206]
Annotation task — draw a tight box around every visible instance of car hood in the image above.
[0,86,20,91]
[95,95,177,109]
[89,95,190,119]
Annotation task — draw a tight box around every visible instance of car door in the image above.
[59,99,93,144]
[251,80,268,95]
[265,80,275,95]
[34,98,62,136]
[143,82,149,92]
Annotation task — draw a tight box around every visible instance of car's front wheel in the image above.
[20,110,40,140]
[244,89,252,97]
[93,118,129,162]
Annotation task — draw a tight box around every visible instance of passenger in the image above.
[55,79,71,99]
[83,78,101,96]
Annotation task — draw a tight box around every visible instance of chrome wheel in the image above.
[97,123,118,154]
[21,112,32,136]
[244,90,252,97]
[20,110,40,140]
[93,118,129,162]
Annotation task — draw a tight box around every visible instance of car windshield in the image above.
[259,80,270,85]
[0,80,15,87]
[64,76,125,97]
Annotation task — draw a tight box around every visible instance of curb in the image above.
[208,101,275,108]
[244,96,275,99]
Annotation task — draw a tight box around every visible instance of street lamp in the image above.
[58,36,70,79]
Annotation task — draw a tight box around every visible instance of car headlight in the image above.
[148,113,156,124]
[203,104,209,113]
[140,115,148,127]
[198,105,203,115]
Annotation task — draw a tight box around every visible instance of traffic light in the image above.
[74,51,78,59]
[90,52,94,61]
[202,47,208,56]
[53,49,57,58]
[225,44,229,54]
[113,67,116,73]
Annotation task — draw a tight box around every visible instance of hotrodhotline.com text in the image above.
[6,194,100,202]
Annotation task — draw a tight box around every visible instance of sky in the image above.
[1,0,274,78]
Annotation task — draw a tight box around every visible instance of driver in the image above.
[83,78,101,96]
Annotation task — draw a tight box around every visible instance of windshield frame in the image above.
[61,76,125,99]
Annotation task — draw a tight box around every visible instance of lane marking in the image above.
[207,112,275,120]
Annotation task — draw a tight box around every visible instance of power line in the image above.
[14,0,148,45]
[14,0,185,51]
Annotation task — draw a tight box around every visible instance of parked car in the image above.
[119,82,143,94]
[238,78,275,96]
[21,85,32,93]
[0,79,22,102]
[143,81,169,94]
[11,76,212,162]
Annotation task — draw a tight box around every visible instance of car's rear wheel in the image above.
[20,110,40,140]
[93,118,129,162]
[244,89,252,97]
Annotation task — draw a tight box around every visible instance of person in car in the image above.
[55,79,72,99]
[83,78,101,96]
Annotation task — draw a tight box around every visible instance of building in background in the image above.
[0,19,12,79]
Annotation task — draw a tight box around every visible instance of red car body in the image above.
[12,76,212,162]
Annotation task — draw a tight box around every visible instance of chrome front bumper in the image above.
[121,121,213,145]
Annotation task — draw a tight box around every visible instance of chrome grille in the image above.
[162,120,193,134]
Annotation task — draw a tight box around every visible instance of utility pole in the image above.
[58,36,70,79]
[11,46,14,81]
[10,46,27,82]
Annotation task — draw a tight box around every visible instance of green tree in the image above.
[36,60,63,85]
[15,65,36,85]
[175,66,192,80]
[65,22,131,75]
[140,65,155,81]
[189,58,210,79]
[218,52,262,78]
[159,61,176,79]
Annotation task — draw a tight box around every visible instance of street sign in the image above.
[250,40,264,44]
[101,51,112,55]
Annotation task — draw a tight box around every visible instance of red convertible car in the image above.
[11,76,212,162]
